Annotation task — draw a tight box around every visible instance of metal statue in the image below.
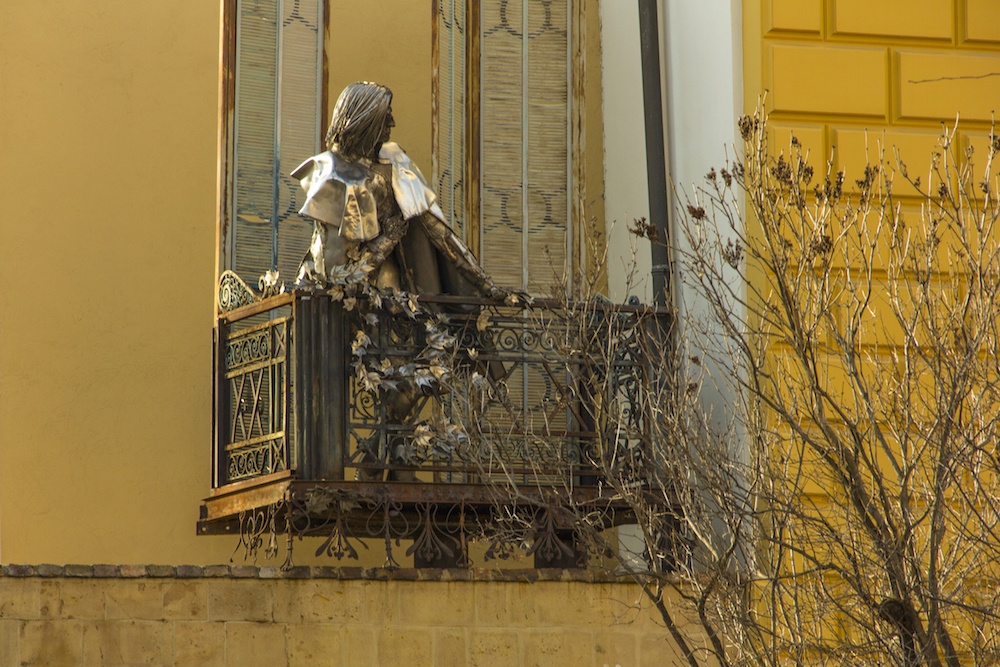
[291,82,522,481]
[293,81,522,305]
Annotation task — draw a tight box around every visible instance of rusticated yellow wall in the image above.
[744,0,1000,179]
[738,1,1000,659]
[0,571,685,666]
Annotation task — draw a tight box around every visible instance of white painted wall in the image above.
[662,0,742,227]
[600,1,653,303]
[600,0,741,303]
[662,0,743,430]
[600,0,743,571]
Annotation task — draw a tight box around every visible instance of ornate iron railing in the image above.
[204,271,667,566]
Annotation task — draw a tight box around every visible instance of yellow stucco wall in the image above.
[0,0,603,570]
[326,1,434,173]
[0,1,230,564]
[0,1,435,565]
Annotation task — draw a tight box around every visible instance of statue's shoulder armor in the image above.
[291,150,379,242]
[379,143,446,221]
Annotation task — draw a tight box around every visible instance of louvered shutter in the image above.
[435,1,579,478]
[228,0,324,284]
[433,0,467,239]
[435,0,574,295]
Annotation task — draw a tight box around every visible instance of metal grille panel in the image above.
[224,316,291,482]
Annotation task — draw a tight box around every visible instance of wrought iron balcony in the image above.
[199,271,666,567]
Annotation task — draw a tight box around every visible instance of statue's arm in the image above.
[355,214,408,274]
[416,212,525,303]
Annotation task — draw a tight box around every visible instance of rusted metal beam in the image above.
[201,470,293,521]
[571,0,587,297]
[215,0,238,315]
[431,0,441,194]
[288,480,622,505]
[464,0,481,254]
[197,477,637,537]
[321,0,330,137]
[219,292,295,323]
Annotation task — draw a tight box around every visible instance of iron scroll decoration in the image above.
[218,270,261,312]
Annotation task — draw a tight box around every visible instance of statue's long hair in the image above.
[325,82,393,161]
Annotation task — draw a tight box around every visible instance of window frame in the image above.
[215,0,329,316]
[431,1,595,297]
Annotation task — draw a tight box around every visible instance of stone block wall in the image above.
[746,0,1000,391]
[752,0,1000,186]
[0,565,685,666]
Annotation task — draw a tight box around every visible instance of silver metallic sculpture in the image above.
[293,81,522,305]
[292,82,521,480]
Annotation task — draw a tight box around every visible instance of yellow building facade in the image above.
[738,1,1000,663]
[745,0,1000,189]
[1,0,999,665]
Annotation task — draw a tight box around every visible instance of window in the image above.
[434,0,586,296]
[220,1,589,297]
[219,0,325,287]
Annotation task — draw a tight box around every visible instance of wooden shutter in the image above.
[434,1,581,477]
[434,0,575,296]
[225,0,324,285]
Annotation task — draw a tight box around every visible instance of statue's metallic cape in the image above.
[291,150,378,242]
[291,142,444,241]
[377,142,447,222]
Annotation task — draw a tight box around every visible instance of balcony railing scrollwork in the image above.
[201,271,669,568]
